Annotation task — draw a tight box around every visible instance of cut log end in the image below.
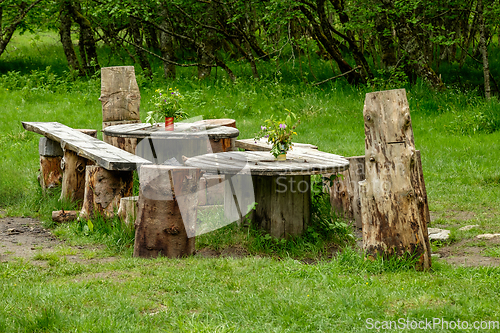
[52,210,78,223]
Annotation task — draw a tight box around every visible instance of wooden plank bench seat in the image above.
[22,121,151,218]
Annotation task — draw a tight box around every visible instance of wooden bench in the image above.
[22,121,151,218]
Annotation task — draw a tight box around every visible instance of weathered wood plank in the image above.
[329,156,365,228]
[100,66,141,122]
[252,175,310,238]
[184,151,349,176]
[103,120,240,140]
[22,122,150,171]
[359,89,431,271]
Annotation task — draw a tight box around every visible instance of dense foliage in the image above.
[0,0,498,95]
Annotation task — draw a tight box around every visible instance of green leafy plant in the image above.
[254,110,300,158]
[146,88,188,126]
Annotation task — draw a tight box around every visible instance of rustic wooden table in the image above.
[103,119,240,164]
[185,149,350,238]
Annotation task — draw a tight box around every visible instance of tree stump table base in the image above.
[133,165,200,259]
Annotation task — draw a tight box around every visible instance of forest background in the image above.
[0,0,499,94]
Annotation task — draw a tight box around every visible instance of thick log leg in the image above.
[252,175,310,239]
[359,89,431,270]
[329,156,365,228]
[40,156,63,190]
[134,165,200,258]
[80,166,133,219]
[117,196,139,225]
[60,150,92,203]
[38,137,63,190]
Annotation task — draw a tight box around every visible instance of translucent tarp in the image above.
[136,117,254,237]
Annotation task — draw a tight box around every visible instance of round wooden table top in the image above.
[185,149,350,176]
[103,119,239,140]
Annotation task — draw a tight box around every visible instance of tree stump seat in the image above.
[22,122,150,218]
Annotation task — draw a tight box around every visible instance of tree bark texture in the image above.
[40,156,63,190]
[133,165,200,258]
[0,0,43,58]
[160,5,177,79]
[59,4,83,75]
[478,0,491,100]
[100,66,141,153]
[252,175,310,239]
[299,4,364,84]
[373,10,397,68]
[380,0,444,89]
[80,166,133,219]
[60,149,93,204]
[68,0,100,75]
[129,16,152,78]
[38,137,64,190]
[359,89,431,270]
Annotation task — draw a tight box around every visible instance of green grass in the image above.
[0,254,499,332]
[1,31,500,331]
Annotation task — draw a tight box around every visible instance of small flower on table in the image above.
[254,110,300,158]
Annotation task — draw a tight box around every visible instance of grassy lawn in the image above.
[1,32,500,331]
[1,254,499,332]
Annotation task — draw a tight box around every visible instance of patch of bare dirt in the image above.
[0,216,115,264]
[430,210,477,222]
[0,216,62,262]
[435,237,500,267]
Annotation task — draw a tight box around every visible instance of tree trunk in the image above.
[373,10,397,68]
[379,0,444,89]
[40,156,63,190]
[80,166,134,219]
[328,0,373,79]
[133,165,200,258]
[144,25,160,51]
[0,0,43,58]
[129,16,152,78]
[359,89,431,271]
[69,0,100,75]
[299,4,363,84]
[38,137,64,190]
[159,6,176,79]
[59,3,83,75]
[198,43,214,80]
[478,0,491,100]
